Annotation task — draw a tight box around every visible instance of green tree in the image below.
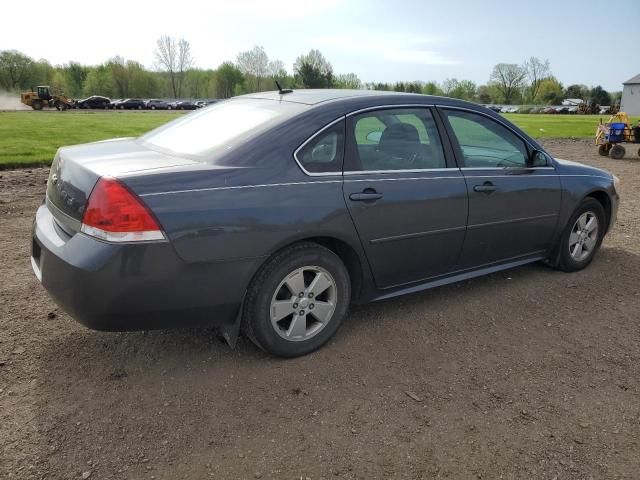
[83,65,114,97]
[213,62,244,99]
[29,60,56,88]
[422,81,442,96]
[589,85,610,106]
[334,73,361,89]
[537,77,563,105]
[523,57,550,103]
[0,50,34,91]
[564,84,589,101]
[293,50,333,88]
[128,61,159,98]
[50,71,69,95]
[237,46,270,92]
[489,63,526,104]
[183,69,212,98]
[154,35,193,98]
[106,56,129,97]
[476,85,493,104]
[62,62,89,97]
[404,81,423,93]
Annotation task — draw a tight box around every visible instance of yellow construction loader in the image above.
[20,86,75,111]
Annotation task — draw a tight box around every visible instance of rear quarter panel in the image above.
[121,108,367,265]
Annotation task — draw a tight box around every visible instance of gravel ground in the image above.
[1,139,639,479]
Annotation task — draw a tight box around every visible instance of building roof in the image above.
[623,74,640,85]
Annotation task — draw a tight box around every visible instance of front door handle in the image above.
[473,182,496,193]
[349,189,383,202]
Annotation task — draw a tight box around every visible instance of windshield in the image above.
[139,98,306,158]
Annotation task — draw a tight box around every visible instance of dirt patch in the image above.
[1,139,639,479]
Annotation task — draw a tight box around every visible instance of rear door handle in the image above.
[349,190,383,202]
[473,182,496,193]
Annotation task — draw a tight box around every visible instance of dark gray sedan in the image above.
[32,90,620,357]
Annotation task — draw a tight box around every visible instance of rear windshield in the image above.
[139,98,306,158]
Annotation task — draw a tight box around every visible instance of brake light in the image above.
[81,177,165,242]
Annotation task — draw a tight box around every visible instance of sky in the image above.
[1,0,638,91]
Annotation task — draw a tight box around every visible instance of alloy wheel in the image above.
[569,211,599,262]
[270,266,337,341]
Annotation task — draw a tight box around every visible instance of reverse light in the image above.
[81,177,165,242]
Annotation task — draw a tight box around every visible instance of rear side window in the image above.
[347,108,446,171]
[296,121,345,174]
[140,98,306,158]
[442,109,529,168]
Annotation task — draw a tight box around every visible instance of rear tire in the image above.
[242,242,350,357]
[555,198,606,272]
[610,145,625,159]
[32,100,43,111]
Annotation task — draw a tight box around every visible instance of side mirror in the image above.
[530,150,550,167]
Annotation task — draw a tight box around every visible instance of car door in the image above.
[439,107,561,268]
[342,106,468,289]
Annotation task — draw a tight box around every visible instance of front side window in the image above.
[443,109,529,168]
[296,121,344,173]
[347,108,446,171]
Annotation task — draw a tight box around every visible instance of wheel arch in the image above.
[254,235,370,304]
[584,189,612,231]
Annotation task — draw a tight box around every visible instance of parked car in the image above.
[145,99,170,110]
[543,107,558,114]
[114,98,146,110]
[485,105,502,113]
[31,90,620,357]
[76,96,111,109]
[174,100,198,110]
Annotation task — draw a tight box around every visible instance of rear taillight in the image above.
[81,177,165,242]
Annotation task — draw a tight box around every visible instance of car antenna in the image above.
[275,80,293,95]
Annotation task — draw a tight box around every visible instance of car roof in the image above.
[239,89,431,106]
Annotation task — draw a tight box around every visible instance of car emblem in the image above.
[51,173,58,185]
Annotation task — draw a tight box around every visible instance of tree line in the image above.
[0,40,621,107]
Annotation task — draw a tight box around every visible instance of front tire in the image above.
[556,198,606,272]
[243,242,351,357]
[598,144,610,157]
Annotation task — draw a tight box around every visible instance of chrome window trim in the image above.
[344,176,462,183]
[344,167,459,175]
[345,103,435,117]
[459,166,556,171]
[293,116,346,177]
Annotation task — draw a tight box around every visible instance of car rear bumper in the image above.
[31,204,263,331]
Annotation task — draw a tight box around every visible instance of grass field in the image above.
[0,111,638,168]
[0,111,180,168]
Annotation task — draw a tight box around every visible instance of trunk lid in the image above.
[46,138,196,234]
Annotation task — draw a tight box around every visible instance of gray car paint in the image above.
[32,90,619,336]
